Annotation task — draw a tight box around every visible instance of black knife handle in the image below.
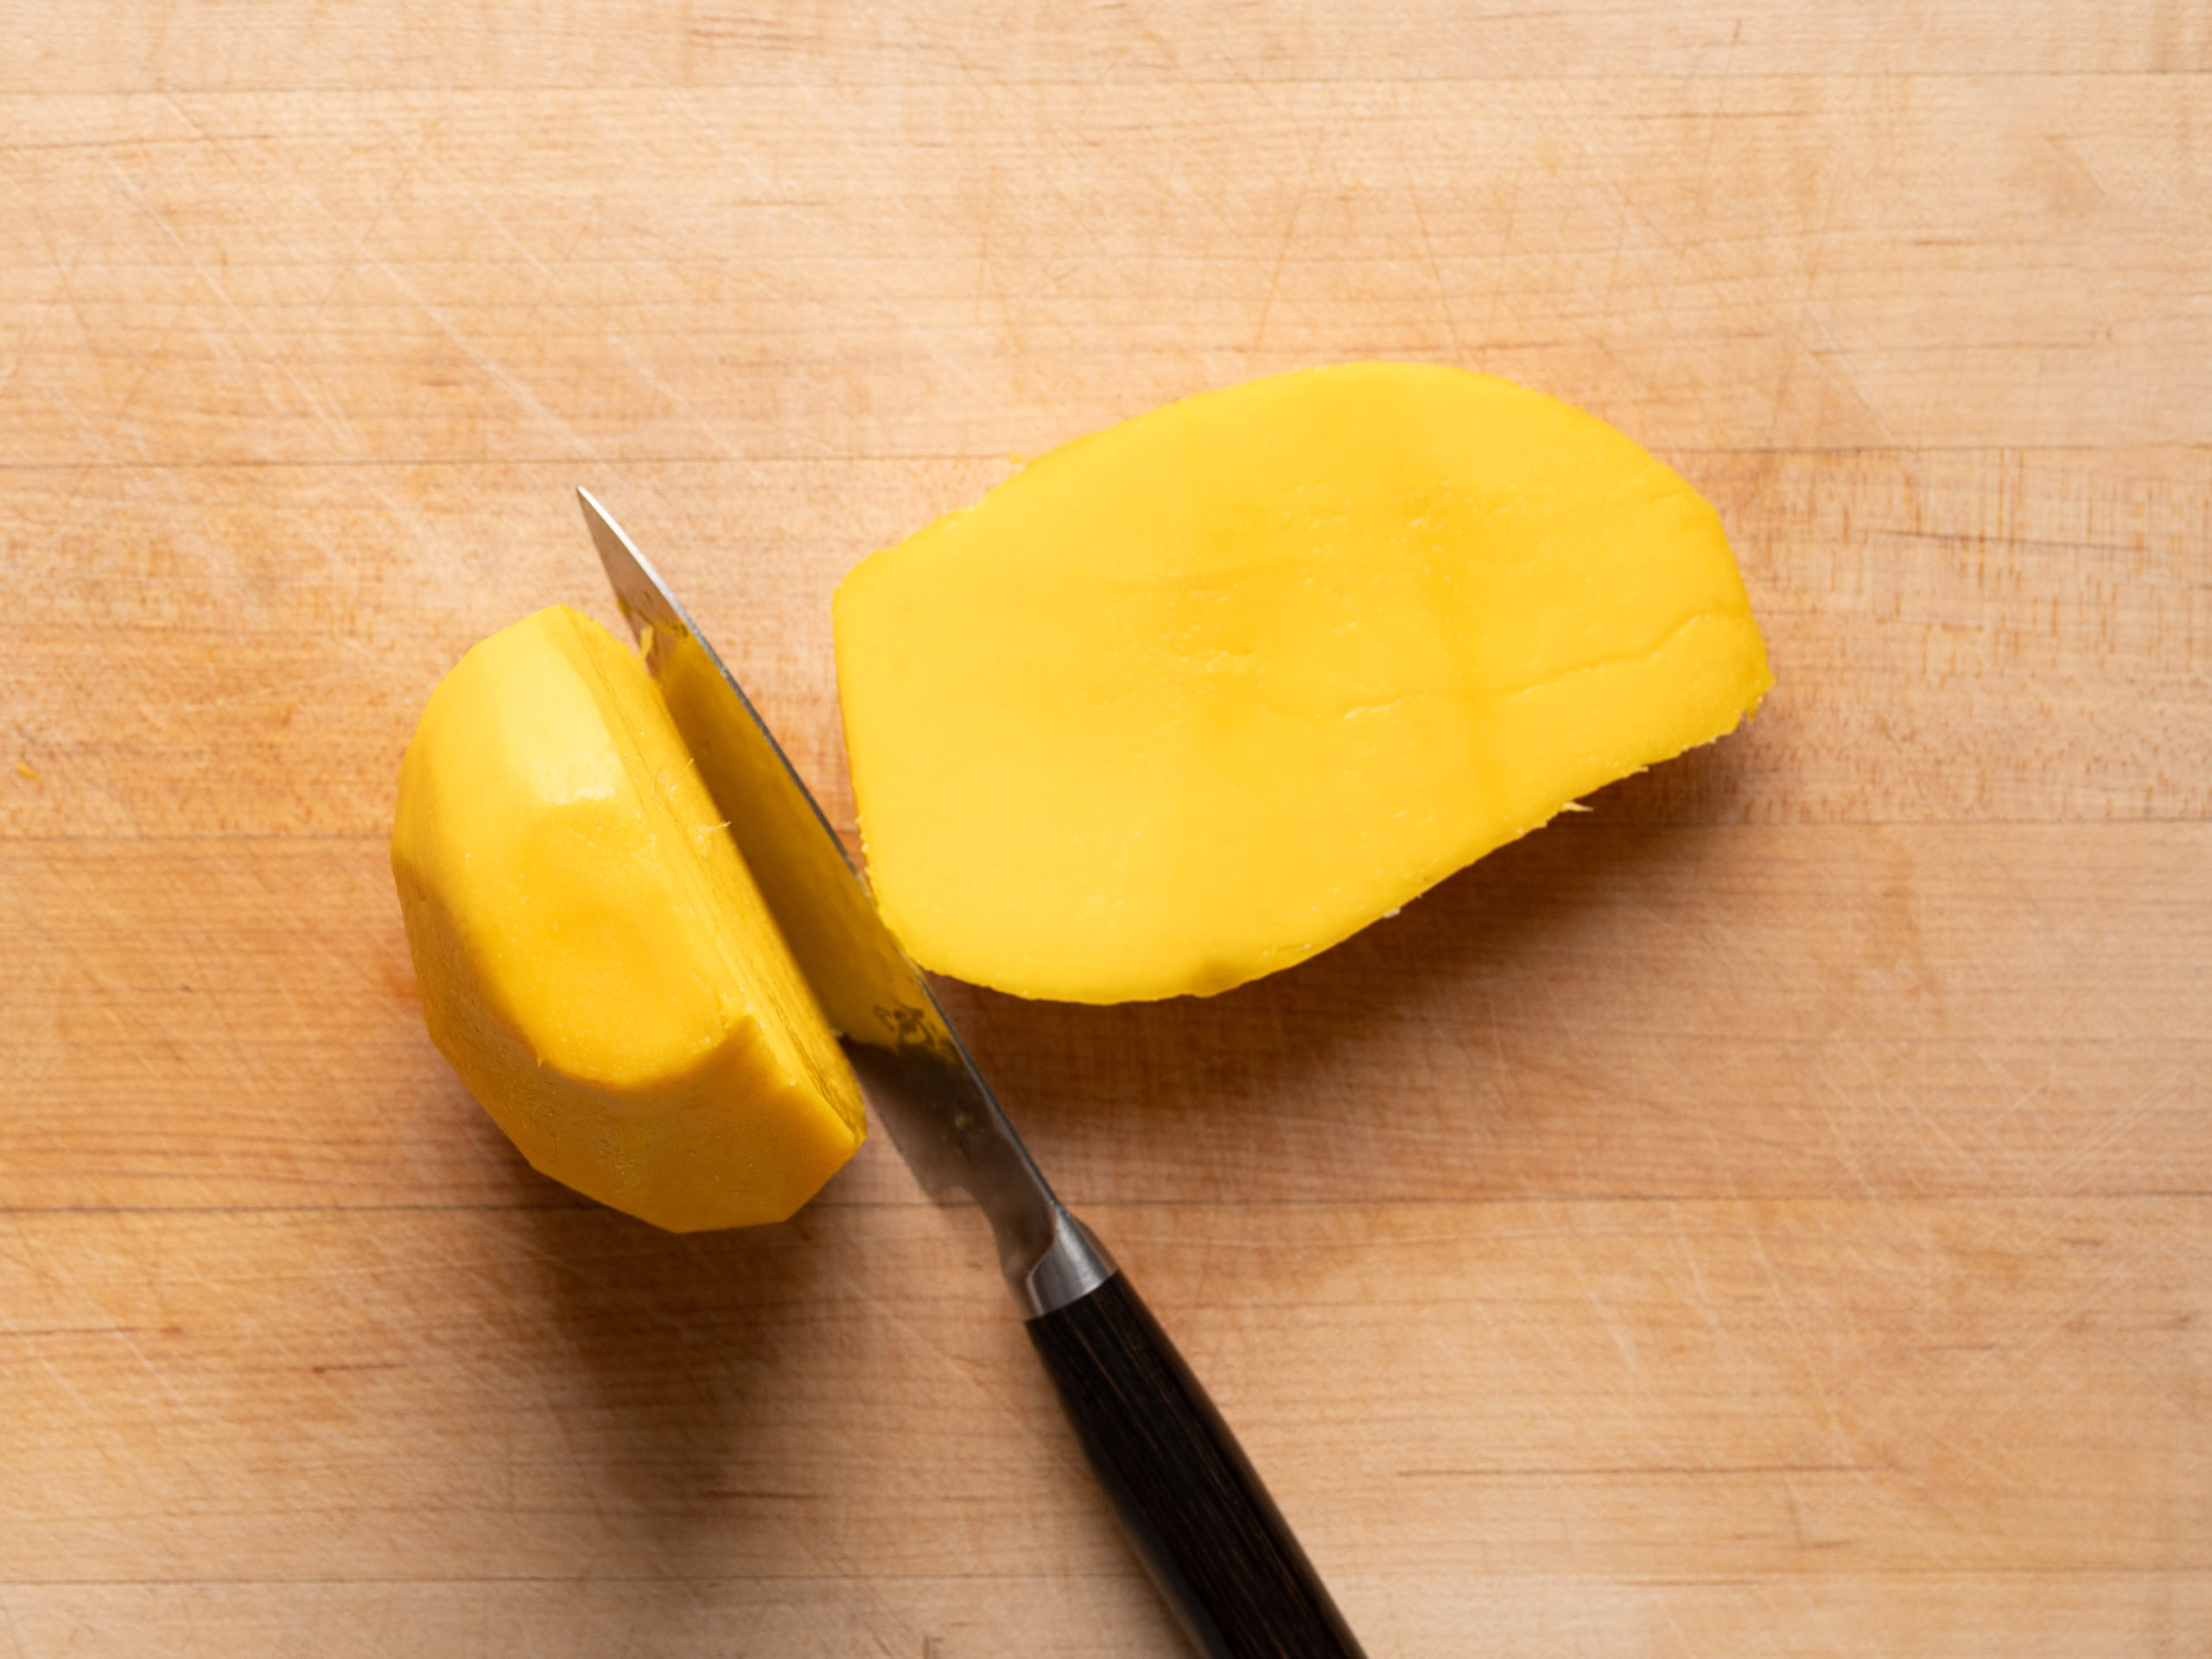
[1025,1271,1368,1659]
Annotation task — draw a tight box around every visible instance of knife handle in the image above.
[1025,1269,1368,1659]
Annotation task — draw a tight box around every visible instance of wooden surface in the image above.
[3,5,2208,1654]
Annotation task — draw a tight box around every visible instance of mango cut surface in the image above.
[391,605,865,1230]
[834,363,1772,1004]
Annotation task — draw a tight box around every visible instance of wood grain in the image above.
[4,78,2207,467]
[2,3,2206,1655]
[13,3,2211,93]
[7,824,2207,1211]
[3,1205,2205,1599]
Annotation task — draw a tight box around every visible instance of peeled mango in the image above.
[391,605,864,1231]
[835,362,1772,1004]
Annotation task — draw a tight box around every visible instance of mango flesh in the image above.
[834,363,1772,1004]
[391,605,865,1230]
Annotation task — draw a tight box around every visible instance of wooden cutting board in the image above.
[3,6,2207,1655]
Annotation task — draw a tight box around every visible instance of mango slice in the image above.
[834,363,1771,1004]
[391,605,865,1230]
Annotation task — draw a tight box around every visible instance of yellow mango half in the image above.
[834,363,1772,1003]
[391,605,865,1230]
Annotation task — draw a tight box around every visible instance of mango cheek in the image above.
[835,363,1772,1005]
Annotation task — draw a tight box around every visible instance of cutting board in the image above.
[3,6,2207,1655]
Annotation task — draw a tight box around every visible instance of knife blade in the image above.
[576,487,1106,1313]
[577,488,1366,1659]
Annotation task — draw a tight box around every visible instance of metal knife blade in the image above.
[575,487,1112,1315]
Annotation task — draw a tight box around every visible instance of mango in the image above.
[834,363,1771,1003]
[391,605,865,1230]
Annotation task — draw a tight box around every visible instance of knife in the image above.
[578,488,1367,1659]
